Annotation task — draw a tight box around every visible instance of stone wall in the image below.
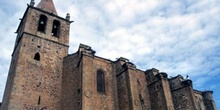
[116,66,131,110]
[194,90,206,110]
[203,91,217,110]
[127,68,151,110]
[113,58,152,110]
[146,69,174,110]
[1,5,70,110]
[81,53,117,110]
[61,53,81,110]
[169,75,197,110]
[6,33,68,110]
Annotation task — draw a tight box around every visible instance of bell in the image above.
[40,21,44,24]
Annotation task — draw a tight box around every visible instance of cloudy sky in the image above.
[0,0,220,108]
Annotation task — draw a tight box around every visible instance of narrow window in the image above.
[34,53,40,61]
[139,94,146,110]
[38,96,41,105]
[51,20,60,37]
[37,15,47,32]
[97,70,105,93]
[137,80,142,92]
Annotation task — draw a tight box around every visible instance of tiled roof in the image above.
[37,0,57,15]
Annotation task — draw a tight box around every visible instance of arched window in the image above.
[37,15,47,32]
[97,70,105,93]
[34,52,40,61]
[51,20,60,37]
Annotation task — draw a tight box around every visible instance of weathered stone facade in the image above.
[1,0,217,110]
[1,0,70,109]
[60,44,217,110]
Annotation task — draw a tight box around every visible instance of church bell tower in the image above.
[1,0,71,109]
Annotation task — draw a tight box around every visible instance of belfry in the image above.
[0,0,71,109]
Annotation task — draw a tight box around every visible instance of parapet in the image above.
[169,74,193,91]
[78,44,96,56]
[116,57,129,63]
[156,72,168,79]
[145,68,169,84]
[203,91,214,100]
[122,62,136,70]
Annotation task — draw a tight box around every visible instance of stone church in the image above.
[0,0,217,110]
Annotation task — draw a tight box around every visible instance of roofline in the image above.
[66,50,147,74]
[168,74,183,80]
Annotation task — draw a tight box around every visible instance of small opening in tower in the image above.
[38,96,41,105]
[34,53,40,61]
[37,15,47,32]
[51,20,60,37]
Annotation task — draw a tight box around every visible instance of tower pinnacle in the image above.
[30,0,35,6]
[37,0,57,15]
